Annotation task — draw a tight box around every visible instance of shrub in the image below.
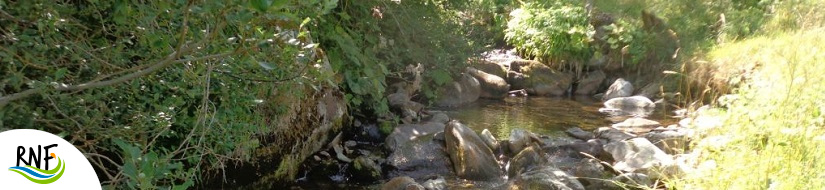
[505,1,593,64]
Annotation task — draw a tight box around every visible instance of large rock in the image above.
[572,158,612,187]
[602,78,633,101]
[421,176,447,190]
[382,176,425,190]
[508,146,546,178]
[575,70,606,95]
[444,120,503,180]
[386,134,454,180]
[510,166,586,190]
[612,117,661,133]
[435,73,480,107]
[506,59,573,96]
[604,138,674,173]
[471,59,508,79]
[467,67,511,99]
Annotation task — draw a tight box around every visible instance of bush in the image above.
[505,1,593,64]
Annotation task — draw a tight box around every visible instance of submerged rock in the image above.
[468,67,511,99]
[602,78,633,101]
[386,134,453,180]
[565,127,595,140]
[444,120,503,181]
[382,176,425,190]
[435,73,481,107]
[612,117,661,133]
[510,166,585,190]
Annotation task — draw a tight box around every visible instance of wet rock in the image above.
[387,134,453,180]
[480,129,500,151]
[612,117,661,133]
[508,129,540,155]
[575,70,606,95]
[421,176,447,190]
[444,120,503,181]
[468,67,511,99]
[508,146,547,178]
[602,78,633,101]
[386,122,446,150]
[510,166,585,190]
[353,156,382,181]
[382,176,425,190]
[596,127,637,143]
[506,59,573,96]
[435,73,481,107]
[644,128,692,154]
[565,127,594,140]
[604,138,674,173]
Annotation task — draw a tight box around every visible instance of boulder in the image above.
[508,146,546,178]
[611,173,653,189]
[352,156,382,181]
[382,176,425,190]
[604,138,674,173]
[471,59,508,79]
[510,166,586,190]
[386,134,453,180]
[467,67,511,99]
[435,73,480,107]
[506,59,573,96]
[444,121,503,180]
[480,129,500,151]
[602,78,633,101]
[612,117,661,133]
[565,127,595,140]
[575,70,606,95]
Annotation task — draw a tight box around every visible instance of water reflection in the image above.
[441,96,675,139]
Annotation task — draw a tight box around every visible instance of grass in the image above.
[672,28,825,189]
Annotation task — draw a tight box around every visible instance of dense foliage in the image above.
[505,1,593,64]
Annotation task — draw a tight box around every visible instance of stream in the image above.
[274,96,679,189]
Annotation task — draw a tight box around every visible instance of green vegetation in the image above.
[505,1,592,64]
[0,0,504,188]
[673,28,825,190]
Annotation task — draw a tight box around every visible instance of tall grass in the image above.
[673,28,825,189]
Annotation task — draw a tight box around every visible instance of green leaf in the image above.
[55,68,68,80]
[249,0,271,12]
